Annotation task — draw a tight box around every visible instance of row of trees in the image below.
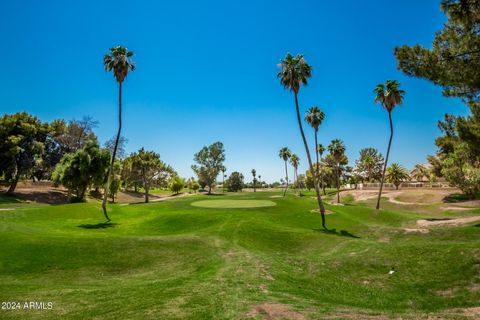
[0,111,186,204]
[280,144,429,196]
[51,142,173,204]
[0,112,111,194]
[52,144,182,204]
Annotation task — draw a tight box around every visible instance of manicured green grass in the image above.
[190,199,276,208]
[0,191,479,319]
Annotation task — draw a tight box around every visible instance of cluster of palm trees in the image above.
[278,147,302,196]
[277,53,405,229]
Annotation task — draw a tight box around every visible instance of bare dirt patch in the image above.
[436,288,457,297]
[417,216,480,227]
[404,228,430,234]
[246,303,305,320]
[441,206,475,211]
[323,309,392,319]
[1,185,69,204]
[469,283,480,293]
[342,190,379,202]
[115,190,162,203]
[394,189,454,204]
[344,188,477,206]
[310,208,335,215]
[463,307,480,317]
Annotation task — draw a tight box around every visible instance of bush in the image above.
[52,141,110,201]
[188,180,200,193]
[109,178,121,203]
[225,172,244,192]
[442,153,480,197]
[170,176,185,194]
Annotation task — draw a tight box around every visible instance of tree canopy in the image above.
[395,0,480,196]
[128,148,175,203]
[395,0,480,101]
[52,141,110,202]
[386,163,410,190]
[191,142,225,194]
[225,171,244,192]
[0,112,49,193]
[354,148,384,182]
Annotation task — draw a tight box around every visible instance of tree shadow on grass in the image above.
[0,192,24,204]
[313,228,360,239]
[77,222,118,229]
[424,218,452,221]
[474,223,480,228]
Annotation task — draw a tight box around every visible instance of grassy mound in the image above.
[190,199,276,208]
[0,192,479,319]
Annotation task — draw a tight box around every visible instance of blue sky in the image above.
[0,0,468,182]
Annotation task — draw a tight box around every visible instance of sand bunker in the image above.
[246,303,305,320]
[417,216,480,227]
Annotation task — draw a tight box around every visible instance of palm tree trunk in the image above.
[294,92,327,229]
[320,154,326,195]
[314,131,320,190]
[292,168,296,190]
[283,160,289,196]
[102,82,123,221]
[337,164,340,203]
[376,111,393,210]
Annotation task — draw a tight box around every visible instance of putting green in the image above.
[190,199,276,208]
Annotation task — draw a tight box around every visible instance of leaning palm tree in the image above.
[328,139,346,204]
[278,147,292,196]
[386,163,409,190]
[374,80,405,210]
[102,46,135,220]
[278,53,327,229]
[317,143,326,195]
[290,154,300,189]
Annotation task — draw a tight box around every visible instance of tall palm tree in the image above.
[317,143,326,195]
[278,147,291,196]
[290,154,300,189]
[374,80,405,210]
[305,107,325,186]
[251,169,257,192]
[102,46,135,221]
[328,139,346,204]
[278,53,327,229]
